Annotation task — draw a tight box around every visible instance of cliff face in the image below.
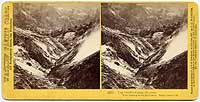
[136,51,187,89]
[48,51,100,89]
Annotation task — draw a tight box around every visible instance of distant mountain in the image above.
[101,3,187,37]
[14,3,99,35]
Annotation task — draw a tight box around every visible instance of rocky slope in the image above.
[102,25,188,89]
[14,25,100,89]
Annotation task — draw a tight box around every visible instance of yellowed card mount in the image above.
[1,1,198,100]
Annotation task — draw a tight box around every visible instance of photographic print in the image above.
[13,3,100,89]
[101,3,188,89]
[2,1,198,100]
